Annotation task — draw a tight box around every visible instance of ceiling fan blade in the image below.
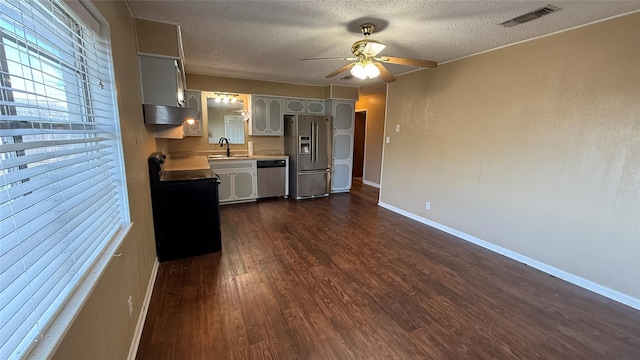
[325,63,355,78]
[341,74,355,80]
[301,57,357,61]
[377,56,437,68]
[374,62,396,83]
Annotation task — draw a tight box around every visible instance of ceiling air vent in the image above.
[499,4,561,27]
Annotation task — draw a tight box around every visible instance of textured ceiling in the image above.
[126,1,640,87]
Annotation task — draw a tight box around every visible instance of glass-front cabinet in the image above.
[184,90,202,136]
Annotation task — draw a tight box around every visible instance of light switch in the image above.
[386,136,390,144]
[395,124,400,132]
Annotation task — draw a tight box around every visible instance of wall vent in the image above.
[499,4,561,27]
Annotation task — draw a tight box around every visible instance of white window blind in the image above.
[0,0,128,359]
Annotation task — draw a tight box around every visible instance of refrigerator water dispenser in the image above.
[299,136,311,154]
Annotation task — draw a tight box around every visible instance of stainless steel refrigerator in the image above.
[284,114,332,199]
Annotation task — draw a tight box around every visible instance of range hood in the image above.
[143,104,200,125]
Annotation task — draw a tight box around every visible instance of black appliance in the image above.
[148,153,222,262]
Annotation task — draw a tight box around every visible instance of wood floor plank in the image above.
[136,179,640,360]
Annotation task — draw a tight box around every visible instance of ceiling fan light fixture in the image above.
[313,22,434,83]
[351,59,380,79]
[350,62,366,79]
[364,61,380,78]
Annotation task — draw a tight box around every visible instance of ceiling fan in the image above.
[302,23,437,83]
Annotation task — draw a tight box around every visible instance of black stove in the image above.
[147,153,221,262]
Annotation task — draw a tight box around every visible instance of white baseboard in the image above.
[127,258,159,360]
[377,202,640,311]
[362,179,380,188]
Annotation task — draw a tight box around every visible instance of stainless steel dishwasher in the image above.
[257,159,287,198]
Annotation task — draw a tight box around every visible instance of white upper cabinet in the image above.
[333,100,355,132]
[306,100,326,114]
[139,55,185,107]
[285,98,326,115]
[285,98,306,114]
[250,96,284,136]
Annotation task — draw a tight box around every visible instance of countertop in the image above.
[163,156,210,171]
[164,154,288,171]
[207,154,289,161]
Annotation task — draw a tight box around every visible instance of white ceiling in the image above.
[126,1,640,87]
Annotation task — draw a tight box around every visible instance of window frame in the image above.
[0,0,131,358]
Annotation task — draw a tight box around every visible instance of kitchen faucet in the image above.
[219,137,230,157]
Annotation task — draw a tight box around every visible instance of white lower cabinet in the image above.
[210,160,257,204]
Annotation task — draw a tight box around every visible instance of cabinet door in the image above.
[332,163,352,192]
[267,98,284,135]
[216,172,233,202]
[330,100,355,193]
[184,90,202,136]
[306,100,326,115]
[333,101,355,131]
[331,133,354,192]
[251,96,268,134]
[233,169,256,200]
[285,98,306,114]
[139,55,180,106]
[333,133,353,162]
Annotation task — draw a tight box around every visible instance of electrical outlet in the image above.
[395,124,400,132]
[128,296,133,318]
[425,202,431,211]
[386,136,390,144]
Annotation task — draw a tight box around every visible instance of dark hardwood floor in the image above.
[136,179,640,359]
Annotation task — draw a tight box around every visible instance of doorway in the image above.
[353,111,366,179]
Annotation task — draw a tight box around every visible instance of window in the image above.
[0,0,129,359]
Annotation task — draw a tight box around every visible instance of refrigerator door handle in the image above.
[314,122,319,163]
[310,122,314,163]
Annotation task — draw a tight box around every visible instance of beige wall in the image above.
[329,84,359,100]
[381,12,640,301]
[52,1,158,359]
[356,92,386,185]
